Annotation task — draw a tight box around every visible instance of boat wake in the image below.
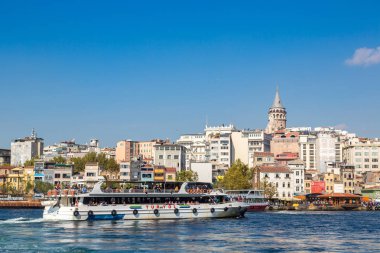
[0,217,44,224]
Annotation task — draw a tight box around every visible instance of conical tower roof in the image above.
[271,87,284,108]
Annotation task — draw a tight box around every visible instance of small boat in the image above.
[224,189,269,211]
[43,180,248,221]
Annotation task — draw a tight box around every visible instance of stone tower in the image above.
[265,87,287,134]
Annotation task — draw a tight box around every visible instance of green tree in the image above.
[24,157,39,167]
[69,152,119,174]
[25,179,34,195]
[176,170,199,182]
[259,179,277,199]
[220,160,252,190]
[34,181,54,194]
[51,156,67,164]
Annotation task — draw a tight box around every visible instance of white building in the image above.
[11,129,44,166]
[154,144,186,172]
[177,134,208,170]
[287,159,305,195]
[119,162,131,181]
[258,165,294,201]
[343,138,380,174]
[299,133,317,170]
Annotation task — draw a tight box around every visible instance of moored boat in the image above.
[224,189,269,211]
[43,180,248,221]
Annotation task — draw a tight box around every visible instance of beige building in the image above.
[84,162,102,187]
[343,138,380,175]
[270,131,300,157]
[341,165,355,194]
[252,152,275,168]
[115,140,138,164]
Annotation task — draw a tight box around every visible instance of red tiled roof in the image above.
[259,166,291,173]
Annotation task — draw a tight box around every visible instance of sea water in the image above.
[0,209,379,252]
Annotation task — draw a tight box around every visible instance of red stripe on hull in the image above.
[246,205,268,212]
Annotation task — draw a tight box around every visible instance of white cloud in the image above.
[345,46,380,66]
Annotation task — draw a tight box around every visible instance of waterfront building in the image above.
[154,166,165,182]
[361,186,380,200]
[140,166,154,182]
[154,143,186,172]
[0,166,15,193]
[119,161,131,181]
[84,162,102,187]
[5,166,34,194]
[323,171,341,194]
[341,165,355,194]
[287,159,305,195]
[256,165,294,201]
[342,137,380,175]
[304,171,313,194]
[165,167,177,182]
[50,164,74,188]
[0,149,11,165]
[265,88,287,134]
[11,129,44,166]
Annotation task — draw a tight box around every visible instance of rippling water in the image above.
[0,209,379,252]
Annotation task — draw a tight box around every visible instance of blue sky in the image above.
[1,1,380,148]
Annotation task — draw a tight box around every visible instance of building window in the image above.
[174,155,179,159]
[283,182,285,187]
[296,179,299,184]
[167,155,172,159]
[288,183,290,188]
[159,155,163,159]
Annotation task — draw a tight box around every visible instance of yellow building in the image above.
[154,166,165,182]
[5,166,34,194]
[324,172,340,194]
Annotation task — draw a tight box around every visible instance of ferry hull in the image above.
[43,203,247,221]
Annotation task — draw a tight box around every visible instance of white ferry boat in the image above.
[43,180,248,221]
[224,189,268,211]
